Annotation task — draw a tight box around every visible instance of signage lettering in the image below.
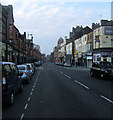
[104,27,113,35]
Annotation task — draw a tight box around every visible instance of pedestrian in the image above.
[76,62,78,67]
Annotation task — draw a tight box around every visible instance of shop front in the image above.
[93,51,113,63]
[82,53,87,66]
[7,44,13,62]
[1,42,7,61]
[66,54,73,66]
[86,52,93,68]
[12,50,18,64]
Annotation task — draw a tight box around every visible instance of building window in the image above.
[98,29,100,35]
[95,31,96,35]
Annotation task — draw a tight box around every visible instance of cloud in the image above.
[0,1,111,54]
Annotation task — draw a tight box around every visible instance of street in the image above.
[2,63,113,119]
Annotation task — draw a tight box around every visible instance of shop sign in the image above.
[87,52,92,56]
[101,52,110,57]
[74,54,77,58]
[104,27,113,35]
[78,54,82,58]
[87,56,92,60]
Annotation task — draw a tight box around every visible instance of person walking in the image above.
[76,61,78,67]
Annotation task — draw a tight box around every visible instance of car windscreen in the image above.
[100,62,110,68]
[18,67,25,70]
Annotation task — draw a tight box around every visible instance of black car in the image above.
[90,61,112,79]
[1,62,23,105]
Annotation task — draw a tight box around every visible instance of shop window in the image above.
[98,29,100,35]
[97,55,101,61]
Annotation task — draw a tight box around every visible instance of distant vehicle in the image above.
[17,65,31,84]
[23,63,35,76]
[1,62,23,105]
[90,61,112,79]
[34,61,42,67]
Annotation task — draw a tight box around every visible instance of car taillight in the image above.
[2,72,6,90]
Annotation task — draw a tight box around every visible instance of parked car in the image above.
[17,65,32,84]
[90,61,112,79]
[23,63,35,76]
[1,62,23,105]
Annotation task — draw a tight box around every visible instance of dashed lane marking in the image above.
[20,70,41,120]
[20,113,24,120]
[74,80,90,90]
[65,74,71,79]
[24,104,28,110]
[28,97,31,101]
[30,92,32,95]
[101,95,113,104]
[59,71,63,74]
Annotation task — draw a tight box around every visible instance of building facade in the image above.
[0,4,41,64]
[93,20,113,63]
[86,31,93,67]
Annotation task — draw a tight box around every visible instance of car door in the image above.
[3,64,13,93]
[10,64,20,93]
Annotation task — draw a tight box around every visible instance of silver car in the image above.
[24,63,35,76]
[17,65,31,84]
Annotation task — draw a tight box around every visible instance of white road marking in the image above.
[24,104,28,109]
[74,80,89,89]
[20,70,41,120]
[34,83,36,85]
[65,74,71,79]
[101,95,113,104]
[60,71,63,74]
[28,97,31,101]
[20,113,24,120]
[30,92,32,95]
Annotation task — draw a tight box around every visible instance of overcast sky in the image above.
[0,0,112,55]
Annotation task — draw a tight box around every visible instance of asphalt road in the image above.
[2,63,113,119]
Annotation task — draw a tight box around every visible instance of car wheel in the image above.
[19,83,23,92]
[8,92,14,105]
[90,71,94,77]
